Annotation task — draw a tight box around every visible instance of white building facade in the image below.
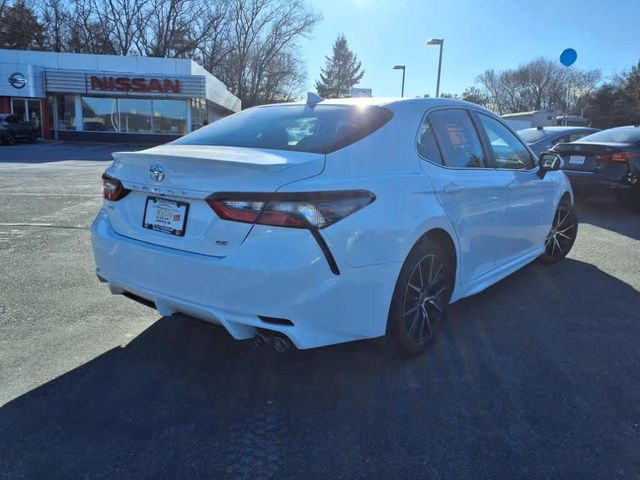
[0,49,241,142]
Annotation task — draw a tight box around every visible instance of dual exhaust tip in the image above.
[254,331,293,353]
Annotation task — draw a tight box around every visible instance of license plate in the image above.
[142,197,189,237]
[568,155,586,165]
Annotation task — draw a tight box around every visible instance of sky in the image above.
[301,0,640,98]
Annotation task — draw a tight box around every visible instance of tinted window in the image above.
[429,109,486,168]
[5,115,18,124]
[173,105,393,154]
[578,127,640,144]
[518,128,548,143]
[416,118,442,164]
[557,131,594,143]
[478,114,535,169]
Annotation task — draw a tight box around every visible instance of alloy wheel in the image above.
[544,206,576,260]
[402,254,448,346]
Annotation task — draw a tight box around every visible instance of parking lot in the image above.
[0,142,639,479]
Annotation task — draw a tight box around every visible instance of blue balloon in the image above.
[560,48,577,67]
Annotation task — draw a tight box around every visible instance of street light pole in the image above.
[393,65,406,97]
[426,38,444,97]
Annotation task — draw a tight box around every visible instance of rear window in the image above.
[173,104,393,154]
[578,127,640,144]
[517,128,548,143]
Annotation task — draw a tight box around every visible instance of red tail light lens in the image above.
[610,152,640,163]
[207,190,375,229]
[102,173,130,201]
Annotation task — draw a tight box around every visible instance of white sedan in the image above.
[92,96,577,355]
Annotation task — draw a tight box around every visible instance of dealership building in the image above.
[0,49,241,142]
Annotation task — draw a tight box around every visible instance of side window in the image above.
[478,114,535,170]
[429,109,486,168]
[6,116,17,124]
[416,118,442,164]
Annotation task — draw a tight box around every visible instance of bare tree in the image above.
[475,57,601,114]
[91,0,148,55]
[208,0,320,107]
[37,0,70,51]
[65,0,115,53]
[135,0,221,58]
[29,0,320,106]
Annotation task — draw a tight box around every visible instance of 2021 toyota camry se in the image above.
[92,96,577,355]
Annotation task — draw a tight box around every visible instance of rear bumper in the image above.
[91,209,400,349]
[564,170,634,196]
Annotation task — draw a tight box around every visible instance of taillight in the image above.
[610,152,640,163]
[206,190,375,229]
[102,173,130,201]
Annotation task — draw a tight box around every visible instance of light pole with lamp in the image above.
[392,65,406,97]
[426,38,444,97]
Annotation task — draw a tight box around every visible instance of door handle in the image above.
[443,184,466,194]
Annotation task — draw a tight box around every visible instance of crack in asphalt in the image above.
[0,223,89,230]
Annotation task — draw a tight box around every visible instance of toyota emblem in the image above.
[149,164,165,182]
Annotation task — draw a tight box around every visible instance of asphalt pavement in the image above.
[0,142,639,479]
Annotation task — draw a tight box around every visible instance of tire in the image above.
[4,133,15,146]
[620,184,640,214]
[538,198,578,264]
[387,237,454,356]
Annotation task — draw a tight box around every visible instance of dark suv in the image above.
[0,114,38,145]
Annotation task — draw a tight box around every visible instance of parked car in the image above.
[0,114,38,145]
[92,97,576,355]
[552,125,640,212]
[518,126,599,156]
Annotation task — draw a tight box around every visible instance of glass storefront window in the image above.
[153,100,187,134]
[57,95,76,131]
[191,98,207,130]
[82,97,118,131]
[53,95,190,135]
[119,99,152,133]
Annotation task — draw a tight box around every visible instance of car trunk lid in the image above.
[104,144,325,257]
[554,141,632,174]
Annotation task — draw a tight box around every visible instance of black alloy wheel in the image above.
[539,199,578,264]
[388,239,453,355]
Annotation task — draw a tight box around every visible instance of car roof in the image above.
[599,125,640,131]
[260,96,491,112]
[519,126,596,133]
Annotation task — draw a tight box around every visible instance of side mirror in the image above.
[537,153,563,178]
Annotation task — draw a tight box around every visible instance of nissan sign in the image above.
[89,75,181,94]
[8,72,27,89]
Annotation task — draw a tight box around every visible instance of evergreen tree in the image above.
[0,1,45,50]
[315,34,364,98]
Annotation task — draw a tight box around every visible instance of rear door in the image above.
[474,112,555,263]
[104,144,324,257]
[418,108,509,285]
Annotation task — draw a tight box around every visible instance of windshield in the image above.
[173,105,393,154]
[517,128,548,143]
[578,127,640,144]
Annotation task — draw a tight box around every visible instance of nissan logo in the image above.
[149,164,165,182]
[8,72,27,89]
